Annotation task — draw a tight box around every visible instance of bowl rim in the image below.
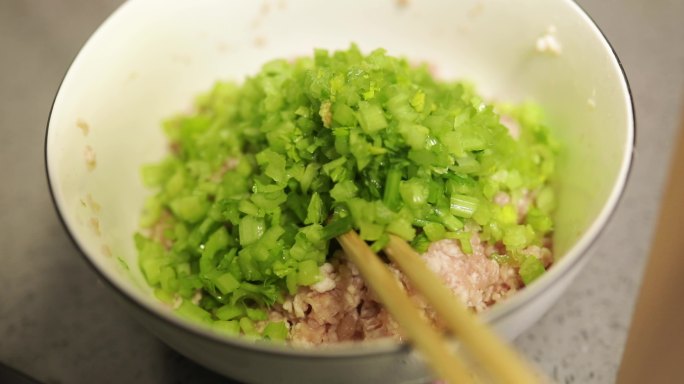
[44,0,635,359]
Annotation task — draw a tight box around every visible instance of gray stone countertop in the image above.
[1,1,683,383]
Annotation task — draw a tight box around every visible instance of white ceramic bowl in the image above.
[46,0,634,382]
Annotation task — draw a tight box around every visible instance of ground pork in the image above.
[274,231,545,345]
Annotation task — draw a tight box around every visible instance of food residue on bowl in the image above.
[84,145,96,171]
[535,25,562,55]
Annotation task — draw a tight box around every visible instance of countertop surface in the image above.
[1,1,683,383]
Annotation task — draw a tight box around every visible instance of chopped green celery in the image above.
[370,234,390,253]
[170,195,209,223]
[450,194,479,218]
[359,221,384,241]
[519,255,545,285]
[141,160,175,187]
[526,207,553,233]
[200,227,229,273]
[502,225,533,250]
[332,103,357,126]
[321,215,354,240]
[214,273,240,295]
[357,102,388,133]
[455,232,473,254]
[215,304,244,321]
[137,46,557,340]
[154,288,175,305]
[176,300,212,324]
[423,223,446,242]
[496,205,518,226]
[305,192,324,225]
[245,307,268,321]
[239,216,265,246]
[239,317,260,338]
[383,167,403,211]
[297,260,319,285]
[212,320,240,335]
[257,149,288,183]
[386,217,416,241]
[536,186,555,214]
[400,179,429,208]
[262,321,289,341]
[398,123,429,150]
[140,257,167,286]
[439,213,464,232]
[411,233,431,253]
[159,266,178,292]
[139,197,162,228]
[329,180,358,202]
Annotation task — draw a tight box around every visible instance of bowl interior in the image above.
[47,0,632,350]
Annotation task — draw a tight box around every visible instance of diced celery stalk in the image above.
[170,195,209,223]
[450,194,479,218]
[176,301,212,324]
[332,103,357,126]
[246,307,268,321]
[440,214,464,232]
[383,167,403,211]
[239,216,265,246]
[497,205,518,225]
[215,304,244,321]
[357,102,388,133]
[200,227,229,273]
[239,317,259,337]
[423,223,446,242]
[305,192,324,225]
[215,273,240,295]
[297,260,319,286]
[154,288,175,305]
[502,225,529,250]
[212,320,240,335]
[139,197,162,228]
[359,222,384,241]
[321,216,353,240]
[400,179,429,208]
[263,321,289,341]
[386,218,416,241]
[519,256,545,285]
[398,123,429,150]
[141,257,166,286]
[159,266,177,292]
[329,180,358,202]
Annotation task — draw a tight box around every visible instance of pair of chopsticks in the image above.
[337,231,540,383]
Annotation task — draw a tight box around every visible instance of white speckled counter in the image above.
[1,1,682,383]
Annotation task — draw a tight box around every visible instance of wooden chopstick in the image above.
[384,234,541,384]
[337,231,475,384]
